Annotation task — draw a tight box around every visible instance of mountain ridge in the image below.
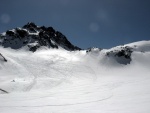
[0,23,150,65]
[0,22,81,52]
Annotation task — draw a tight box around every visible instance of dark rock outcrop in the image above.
[0,22,81,52]
[0,88,8,94]
[6,30,15,36]
[106,46,133,64]
[0,53,7,62]
[23,22,37,29]
[86,47,102,53]
[15,28,28,38]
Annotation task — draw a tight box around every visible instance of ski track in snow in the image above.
[0,50,113,109]
[0,94,113,107]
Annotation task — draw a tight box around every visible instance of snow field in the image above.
[0,41,150,113]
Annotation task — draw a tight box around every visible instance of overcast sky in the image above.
[0,0,150,49]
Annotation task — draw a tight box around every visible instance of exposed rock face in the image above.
[15,28,28,38]
[86,47,102,53]
[0,22,81,52]
[106,46,133,64]
[115,46,132,59]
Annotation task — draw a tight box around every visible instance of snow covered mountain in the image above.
[0,22,81,52]
[0,24,150,113]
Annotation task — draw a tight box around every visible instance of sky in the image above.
[0,0,150,49]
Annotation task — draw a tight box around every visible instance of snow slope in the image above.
[0,40,150,113]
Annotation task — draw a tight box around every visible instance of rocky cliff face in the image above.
[0,22,81,52]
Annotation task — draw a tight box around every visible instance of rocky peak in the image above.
[0,22,81,52]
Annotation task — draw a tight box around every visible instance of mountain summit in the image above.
[0,22,81,52]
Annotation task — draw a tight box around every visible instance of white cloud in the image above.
[0,14,11,24]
